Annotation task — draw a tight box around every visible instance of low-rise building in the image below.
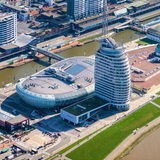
[61,96,108,124]
[0,112,30,132]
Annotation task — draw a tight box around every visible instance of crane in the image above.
[102,0,108,37]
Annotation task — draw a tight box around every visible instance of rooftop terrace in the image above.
[20,57,94,95]
[63,96,108,116]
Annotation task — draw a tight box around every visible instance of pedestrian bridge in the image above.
[29,45,64,61]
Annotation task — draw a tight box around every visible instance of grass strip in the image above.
[157,91,160,95]
[79,33,102,42]
[153,97,160,105]
[136,38,158,45]
[66,103,160,160]
[115,123,160,160]
[46,126,105,160]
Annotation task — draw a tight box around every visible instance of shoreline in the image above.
[116,124,160,160]
[105,116,160,160]
[0,40,86,71]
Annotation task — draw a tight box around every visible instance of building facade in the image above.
[67,0,103,20]
[16,57,95,109]
[45,0,54,6]
[147,28,160,43]
[95,37,131,111]
[0,13,17,45]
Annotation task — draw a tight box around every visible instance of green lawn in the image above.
[46,126,105,160]
[67,103,160,160]
[79,33,102,42]
[153,97,160,105]
[0,136,3,141]
[157,91,160,95]
[136,38,158,45]
[63,96,107,116]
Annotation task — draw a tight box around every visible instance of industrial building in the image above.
[67,0,104,20]
[0,13,17,45]
[16,57,95,109]
[0,112,30,132]
[95,37,131,111]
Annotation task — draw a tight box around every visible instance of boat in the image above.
[0,148,9,154]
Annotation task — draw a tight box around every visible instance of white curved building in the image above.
[16,57,95,109]
[0,13,17,45]
[95,37,131,111]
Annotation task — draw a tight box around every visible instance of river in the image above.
[0,24,154,87]
[122,127,160,160]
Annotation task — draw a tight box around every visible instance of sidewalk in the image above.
[55,89,160,160]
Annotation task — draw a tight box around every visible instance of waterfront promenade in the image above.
[105,117,160,160]
[51,85,160,160]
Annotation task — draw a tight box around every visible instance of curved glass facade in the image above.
[95,38,131,111]
[16,82,94,108]
[16,57,95,109]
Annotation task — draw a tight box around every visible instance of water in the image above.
[0,41,99,87]
[123,127,160,160]
[0,29,144,87]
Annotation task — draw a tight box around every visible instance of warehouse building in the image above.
[0,112,30,132]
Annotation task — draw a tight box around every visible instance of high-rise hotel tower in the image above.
[95,37,131,111]
[67,0,103,20]
[0,13,17,45]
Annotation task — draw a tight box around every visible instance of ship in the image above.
[16,56,95,108]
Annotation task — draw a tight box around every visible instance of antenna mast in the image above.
[102,0,108,37]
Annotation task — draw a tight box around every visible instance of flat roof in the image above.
[124,0,149,8]
[0,12,13,19]
[0,44,18,50]
[14,33,35,47]
[20,57,94,95]
[7,114,28,125]
[0,112,12,122]
[127,44,160,90]
[131,1,149,8]
[63,96,108,116]
[2,3,21,11]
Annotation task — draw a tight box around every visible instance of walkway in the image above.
[151,101,160,109]
[104,95,160,160]
[104,117,160,160]
[53,88,160,160]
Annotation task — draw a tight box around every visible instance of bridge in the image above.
[113,17,133,32]
[29,45,64,62]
